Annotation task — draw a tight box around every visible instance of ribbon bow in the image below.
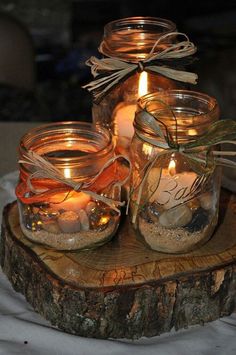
[83,32,198,103]
[131,109,236,223]
[17,151,131,214]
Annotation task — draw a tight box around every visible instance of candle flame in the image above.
[138,71,148,98]
[64,168,71,179]
[168,159,176,176]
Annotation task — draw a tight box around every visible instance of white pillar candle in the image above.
[113,71,148,140]
[148,163,198,210]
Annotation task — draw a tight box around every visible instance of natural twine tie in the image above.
[19,151,131,214]
[83,32,198,103]
[131,109,236,223]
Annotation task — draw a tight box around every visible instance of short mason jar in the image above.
[129,90,221,254]
[15,122,122,251]
[92,17,182,155]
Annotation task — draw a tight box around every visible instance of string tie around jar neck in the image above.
[83,32,198,104]
[130,109,236,223]
[17,150,131,215]
[137,61,145,72]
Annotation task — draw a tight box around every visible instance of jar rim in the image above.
[103,16,176,36]
[19,121,114,166]
[134,90,220,141]
[100,16,177,60]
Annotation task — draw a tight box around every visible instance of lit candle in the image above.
[114,71,148,139]
[148,158,198,209]
[52,167,91,213]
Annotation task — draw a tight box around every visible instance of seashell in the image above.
[58,211,80,233]
[199,192,212,211]
[42,220,61,234]
[78,209,90,231]
[159,204,192,228]
[185,208,209,233]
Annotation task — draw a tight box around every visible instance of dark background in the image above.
[0,0,236,122]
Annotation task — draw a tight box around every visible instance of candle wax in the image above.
[113,102,136,138]
[52,191,91,213]
[148,168,198,209]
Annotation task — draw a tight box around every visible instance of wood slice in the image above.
[1,189,236,339]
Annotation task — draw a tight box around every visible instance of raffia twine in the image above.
[19,150,131,215]
[130,109,236,223]
[83,32,198,103]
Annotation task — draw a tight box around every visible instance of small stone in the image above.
[39,207,59,219]
[199,192,212,211]
[32,206,40,214]
[147,203,161,223]
[187,198,200,211]
[78,209,90,231]
[42,220,61,234]
[86,201,97,214]
[89,208,110,230]
[58,211,81,233]
[185,208,209,233]
[159,204,192,228]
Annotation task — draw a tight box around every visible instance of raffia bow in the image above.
[131,109,236,223]
[82,32,198,103]
[18,151,131,214]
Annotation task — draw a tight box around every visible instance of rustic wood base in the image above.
[1,190,236,339]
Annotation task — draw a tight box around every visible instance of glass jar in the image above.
[129,90,221,254]
[16,122,124,251]
[92,17,181,155]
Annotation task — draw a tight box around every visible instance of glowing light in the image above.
[64,168,71,179]
[168,159,176,176]
[188,129,197,136]
[142,142,153,156]
[138,71,148,98]
[98,215,110,226]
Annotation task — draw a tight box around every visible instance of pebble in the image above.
[147,203,161,223]
[90,207,110,230]
[159,204,192,228]
[86,201,97,214]
[199,192,212,210]
[187,198,200,211]
[185,208,209,233]
[58,211,81,233]
[78,209,90,231]
[42,220,61,234]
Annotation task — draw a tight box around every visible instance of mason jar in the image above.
[15,122,124,250]
[129,90,221,253]
[92,17,181,155]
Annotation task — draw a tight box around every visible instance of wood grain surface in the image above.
[1,189,236,339]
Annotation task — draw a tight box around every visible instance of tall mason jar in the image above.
[129,90,221,253]
[92,17,180,155]
[15,122,124,251]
